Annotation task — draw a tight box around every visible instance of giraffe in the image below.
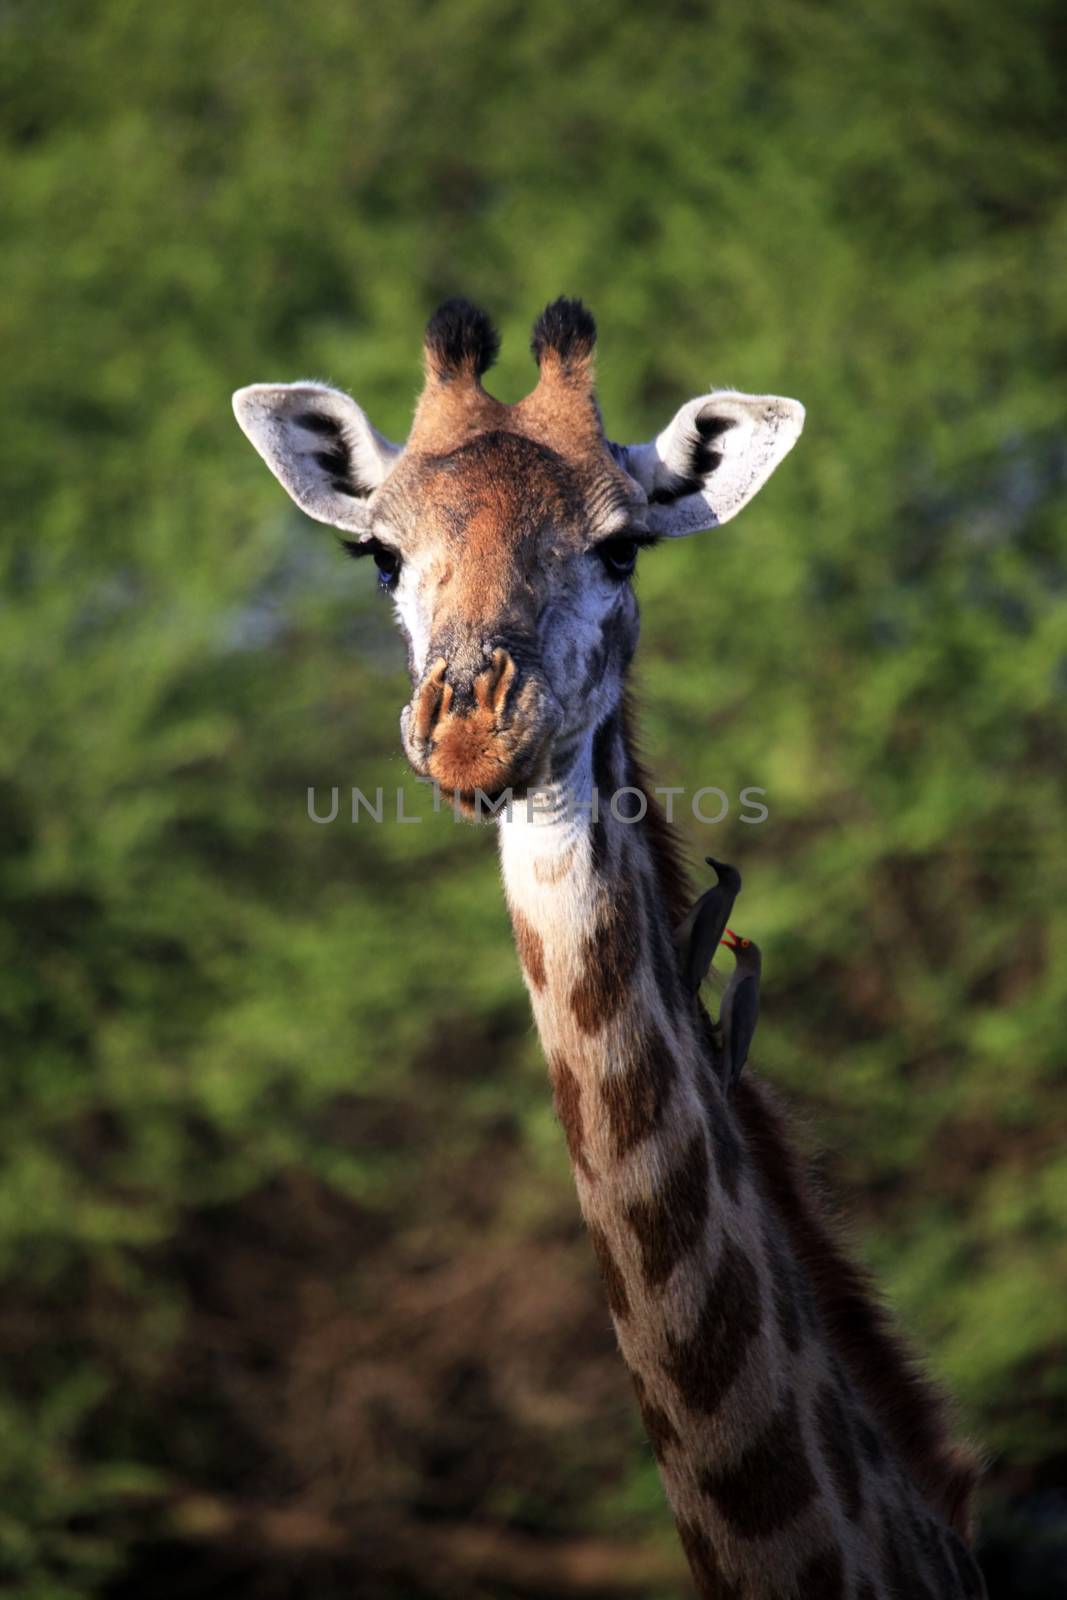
[233,298,987,1598]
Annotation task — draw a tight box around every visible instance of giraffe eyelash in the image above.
[592,531,661,579]
[340,536,402,590]
[596,530,662,550]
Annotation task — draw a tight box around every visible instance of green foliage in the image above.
[1,0,1065,1593]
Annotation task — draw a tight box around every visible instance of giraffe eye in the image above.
[372,546,401,589]
[596,537,639,578]
[342,536,402,591]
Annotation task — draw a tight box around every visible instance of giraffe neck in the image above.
[497,709,985,1599]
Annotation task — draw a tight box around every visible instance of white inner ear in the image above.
[621,390,805,537]
[232,382,402,534]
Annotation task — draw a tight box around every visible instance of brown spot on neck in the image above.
[549,1055,594,1181]
[533,842,577,884]
[601,1024,677,1160]
[512,907,546,990]
[662,1236,762,1418]
[587,1224,630,1320]
[569,875,641,1033]
[626,1129,710,1288]
[762,1220,809,1356]
[699,1391,819,1538]
[631,1371,680,1464]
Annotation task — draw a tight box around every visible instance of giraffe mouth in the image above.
[400,650,561,812]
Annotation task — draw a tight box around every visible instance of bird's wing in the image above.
[675,889,735,992]
[725,974,760,1091]
[686,893,731,990]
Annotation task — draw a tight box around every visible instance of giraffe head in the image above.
[234,299,803,805]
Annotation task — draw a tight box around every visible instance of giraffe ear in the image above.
[616,390,804,537]
[232,382,402,534]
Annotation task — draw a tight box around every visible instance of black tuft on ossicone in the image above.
[531,297,597,369]
[424,298,500,380]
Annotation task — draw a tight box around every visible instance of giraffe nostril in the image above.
[475,648,517,716]
[411,657,449,743]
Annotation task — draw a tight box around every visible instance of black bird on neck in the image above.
[673,856,742,995]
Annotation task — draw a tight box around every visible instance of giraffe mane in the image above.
[734,1076,983,1541]
[620,691,693,922]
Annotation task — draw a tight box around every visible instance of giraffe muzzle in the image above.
[401,647,561,804]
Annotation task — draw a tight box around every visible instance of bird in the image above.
[718,927,762,1093]
[673,856,742,995]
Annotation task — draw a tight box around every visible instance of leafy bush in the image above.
[2,1,1065,1593]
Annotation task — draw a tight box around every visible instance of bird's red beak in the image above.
[721,927,740,950]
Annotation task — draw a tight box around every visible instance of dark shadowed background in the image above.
[2,2,1066,1595]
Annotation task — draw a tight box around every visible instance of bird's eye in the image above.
[741,939,750,948]
[596,537,640,579]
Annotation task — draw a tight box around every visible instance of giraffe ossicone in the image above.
[234,299,986,1598]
